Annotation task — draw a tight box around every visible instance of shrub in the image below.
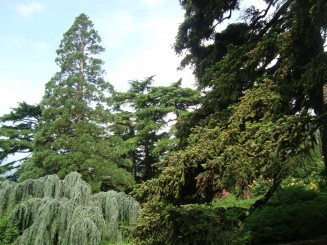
[245,186,327,244]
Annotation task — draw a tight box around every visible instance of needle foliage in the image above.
[0,172,140,245]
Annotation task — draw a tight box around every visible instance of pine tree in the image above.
[0,102,41,179]
[111,77,200,180]
[20,13,134,191]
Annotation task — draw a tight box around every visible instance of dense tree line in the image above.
[0,14,200,191]
[0,0,327,244]
[134,0,327,243]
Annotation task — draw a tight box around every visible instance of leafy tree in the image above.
[134,80,313,244]
[19,13,134,191]
[112,76,200,181]
[174,0,327,171]
[134,1,327,242]
[0,102,41,179]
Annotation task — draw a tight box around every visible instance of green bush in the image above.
[134,202,250,245]
[0,214,19,245]
[245,186,327,244]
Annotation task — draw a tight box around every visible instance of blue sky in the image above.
[0,0,195,115]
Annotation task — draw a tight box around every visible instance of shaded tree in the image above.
[134,80,313,244]
[174,0,327,171]
[133,1,327,242]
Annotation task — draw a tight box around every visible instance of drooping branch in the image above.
[0,172,140,244]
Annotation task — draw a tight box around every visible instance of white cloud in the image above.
[94,11,195,91]
[107,46,195,92]
[103,15,195,91]
[16,2,44,18]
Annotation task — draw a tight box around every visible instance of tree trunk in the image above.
[316,83,327,177]
[144,144,153,180]
[321,84,327,176]
[76,40,84,122]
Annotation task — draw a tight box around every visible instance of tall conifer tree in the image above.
[20,14,134,191]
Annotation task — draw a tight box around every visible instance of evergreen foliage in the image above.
[0,2,326,243]
[134,80,314,243]
[136,80,312,201]
[19,13,134,191]
[0,214,19,244]
[134,202,249,245]
[174,0,327,170]
[111,77,200,180]
[0,102,41,179]
[130,1,327,241]
[245,186,327,244]
[0,172,140,245]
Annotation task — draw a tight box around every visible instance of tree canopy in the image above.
[134,1,327,243]
[1,3,327,244]
[174,0,327,155]
[18,14,134,192]
[0,172,140,244]
[111,76,200,180]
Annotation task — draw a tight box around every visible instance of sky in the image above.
[0,0,196,116]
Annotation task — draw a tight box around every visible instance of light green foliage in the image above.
[20,13,134,191]
[0,172,140,245]
[194,80,312,195]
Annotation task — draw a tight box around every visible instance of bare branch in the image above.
[250,0,275,28]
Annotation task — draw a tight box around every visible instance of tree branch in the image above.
[250,0,275,29]
[257,0,292,37]
[239,169,283,221]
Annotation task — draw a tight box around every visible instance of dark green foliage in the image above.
[1,1,326,243]
[18,14,134,191]
[245,186,327,244]
[0,102,41,178]
[134,202,249,245]
[174,0,327,172]
[112,77,200,180]
[0,214,20,245]
[134,80,315,243]
[135,81,313,203]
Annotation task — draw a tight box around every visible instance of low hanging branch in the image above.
[0,172,140,245]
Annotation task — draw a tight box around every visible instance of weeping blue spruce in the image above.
[0,172,140,245]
